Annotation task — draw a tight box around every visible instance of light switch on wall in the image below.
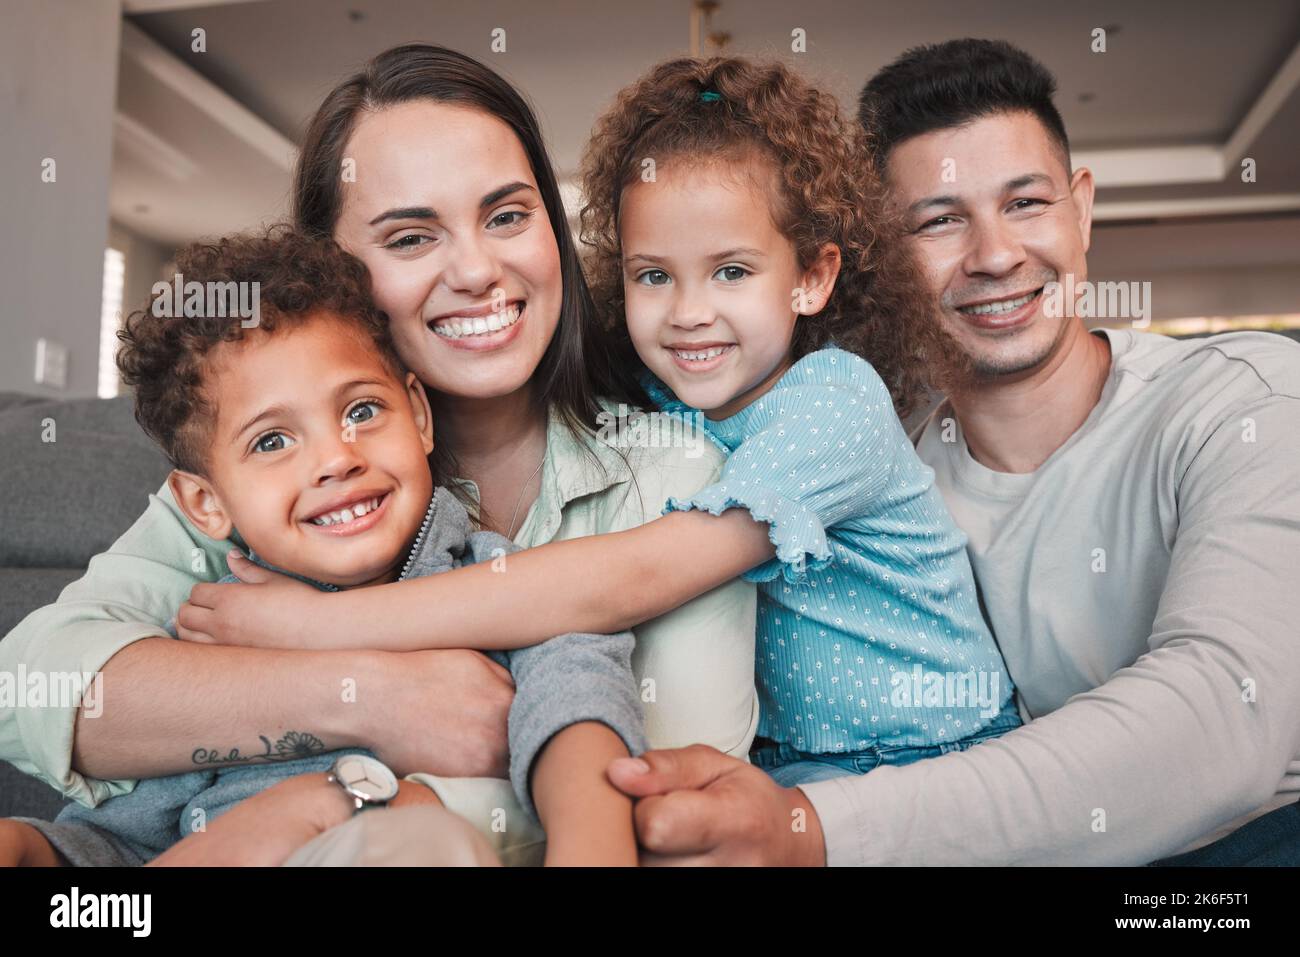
[35,338,69,390]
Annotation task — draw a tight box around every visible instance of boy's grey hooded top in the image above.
[16,487,646,866]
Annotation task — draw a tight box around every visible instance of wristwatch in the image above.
[325,754,400,814]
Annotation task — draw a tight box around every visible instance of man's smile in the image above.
[954,287,1045,330]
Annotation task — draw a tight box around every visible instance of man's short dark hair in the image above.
[859,38,1070,167]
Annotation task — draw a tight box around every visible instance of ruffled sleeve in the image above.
[662,349,899,584]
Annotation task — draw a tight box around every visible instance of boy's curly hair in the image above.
[116,226,405,475]
[579,56,961,417]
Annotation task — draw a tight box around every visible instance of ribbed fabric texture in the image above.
[644,348,1016,752]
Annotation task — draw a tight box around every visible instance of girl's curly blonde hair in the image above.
[579,56,960,418]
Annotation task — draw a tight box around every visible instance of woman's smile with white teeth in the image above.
[430,302,523,339]
[310,495,384,526]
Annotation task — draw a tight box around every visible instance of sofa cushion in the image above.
[0,759,69,820]
[0,566,84,639]
[0,392,171,568]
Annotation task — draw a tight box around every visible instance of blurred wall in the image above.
[0,0,122,397]
[1135,264,1300,320]
[1089,215,1300,321]
[108,222,173,334]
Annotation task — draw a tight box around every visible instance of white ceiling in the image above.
[113,0,1300,291]
[110,20,295,248]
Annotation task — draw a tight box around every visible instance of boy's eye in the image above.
[345,401,381,425]
[636,269,670,286]
[714,265,749,282]
[253,432,294,454]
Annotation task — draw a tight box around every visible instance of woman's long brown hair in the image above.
[293,43,646,521]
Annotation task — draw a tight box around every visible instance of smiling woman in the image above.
[293,48,635,522]
[0,43,759,868]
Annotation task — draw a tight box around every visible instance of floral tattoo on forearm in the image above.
[191,730,327,767]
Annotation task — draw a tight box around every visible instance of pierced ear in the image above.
[404,371,435,455]
[168,469,235,542]
[799,242,843,315]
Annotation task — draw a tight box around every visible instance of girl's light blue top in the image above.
[643,347,1017,753]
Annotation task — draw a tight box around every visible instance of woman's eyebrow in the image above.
[367,183,533,226]
[369,206,436,226]
[480,181,535,208]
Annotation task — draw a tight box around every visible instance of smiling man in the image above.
[609,38,1300,866]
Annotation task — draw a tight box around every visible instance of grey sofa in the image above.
[0,391,171,819]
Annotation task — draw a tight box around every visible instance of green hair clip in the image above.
[699,90,722,103]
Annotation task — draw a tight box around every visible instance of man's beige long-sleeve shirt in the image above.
[804,328,1300,865]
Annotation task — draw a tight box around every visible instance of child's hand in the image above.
[175,550,324,649]
[531,723,640,867]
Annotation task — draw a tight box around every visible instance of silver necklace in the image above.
[504,456,545,541]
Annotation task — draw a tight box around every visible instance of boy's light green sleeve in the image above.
[0,482,234,807]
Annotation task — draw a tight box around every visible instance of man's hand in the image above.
[176,551,322,649]
[606,744,827,866]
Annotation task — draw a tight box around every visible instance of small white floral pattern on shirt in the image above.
[645,348,1015,752]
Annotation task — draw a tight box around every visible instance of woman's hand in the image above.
[148,772,445,867]
[175,551,325,649]
[606,744,828,866]
[148,771,354,867]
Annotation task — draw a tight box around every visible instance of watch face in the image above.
[334,755,399,802]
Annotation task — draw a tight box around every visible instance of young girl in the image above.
[187,56,1022,784]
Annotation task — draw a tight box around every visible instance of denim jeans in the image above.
[1149,795,1300,866]
[751,706,1023,788]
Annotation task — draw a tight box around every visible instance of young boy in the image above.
[0,228,645,867]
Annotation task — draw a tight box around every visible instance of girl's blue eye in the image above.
[714,265,748,282]
[637,269,670,286]
[346,401,381,425]
[253,432,294,454]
